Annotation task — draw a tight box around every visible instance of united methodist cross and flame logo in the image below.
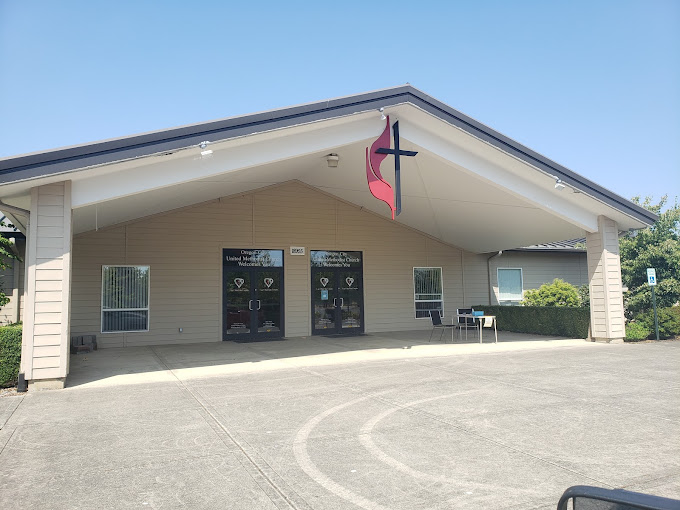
[365,116,418,220]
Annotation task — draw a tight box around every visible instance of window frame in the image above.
[101,265,151,334]
[497,267,523,303]
[413,267,444,319]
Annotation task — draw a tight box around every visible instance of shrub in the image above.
[0,324,22,387]
[522,279,581,307]
[578,285,590,308]
[625,321,651,341]
[638,306,680,340]
[471,305,590,338]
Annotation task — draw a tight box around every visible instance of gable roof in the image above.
[0,85,657,226]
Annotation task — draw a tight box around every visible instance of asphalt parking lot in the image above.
[1,333,679,509]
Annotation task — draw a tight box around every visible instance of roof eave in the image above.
[0,84,658,227]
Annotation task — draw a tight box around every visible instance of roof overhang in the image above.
[0,85,657,253]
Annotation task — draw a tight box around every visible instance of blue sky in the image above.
[1,0,678,206]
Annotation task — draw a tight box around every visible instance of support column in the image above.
[20,182,72,389]
[586,215,625,343]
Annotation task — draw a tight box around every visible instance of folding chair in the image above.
[456,308,477,341]
[429,310,456,342]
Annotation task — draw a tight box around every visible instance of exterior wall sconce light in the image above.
[326,153,339,167]
[379,108,386,120]
[199,141,213,158]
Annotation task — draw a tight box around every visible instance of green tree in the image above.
[522,278,581,307]
[619,196,680,318]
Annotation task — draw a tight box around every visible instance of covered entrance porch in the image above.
[0,86,656,389]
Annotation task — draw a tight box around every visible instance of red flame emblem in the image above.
[365,116,395,219]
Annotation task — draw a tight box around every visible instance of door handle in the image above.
[339,298,344,307]
[257,300,261,310]
[248,300,253,310]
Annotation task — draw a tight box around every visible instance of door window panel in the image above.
[257,270,281,333]
[225,270,251,335]
[313,270,336,331]
[339,270,362,329]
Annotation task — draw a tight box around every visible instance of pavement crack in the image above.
[0,427,16,458]
[0,394,24,430]
[148,346,312,510]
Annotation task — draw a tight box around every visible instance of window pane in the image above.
[102,266,150,332]
[498,269,522,301]
[103,266,149,309]
[414,268,442,295]
[103,310,149,332]
[415,300,442,319]
[414,268,443,318]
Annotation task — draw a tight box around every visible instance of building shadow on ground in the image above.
[65,329,580,388]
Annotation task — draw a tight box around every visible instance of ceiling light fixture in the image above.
[326,153,339,168]
[554,178,566,191]
[379,107,386,120]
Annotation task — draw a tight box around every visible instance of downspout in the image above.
[9,237,21,324]
[487,251,503,305]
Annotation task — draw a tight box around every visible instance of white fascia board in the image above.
[397,116,600,233]
[67,114,381,208]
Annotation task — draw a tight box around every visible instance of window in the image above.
[497,268,523,303]
[413,267,443,318]
[101,266,150,332]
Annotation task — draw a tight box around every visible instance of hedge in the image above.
[635,306,680,340]
[0,324,22,387]
[471,305,590,339]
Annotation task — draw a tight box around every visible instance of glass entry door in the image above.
[224,269,252,337]
[255,269,283,337]
[338,270,362,331]
[311,251,363,335]
[312,269,337,333]
[223,249,284,342]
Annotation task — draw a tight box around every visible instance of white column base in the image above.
[28,378,66,391]
[590,337,624,344]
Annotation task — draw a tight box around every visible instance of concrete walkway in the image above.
[1,332,679,509]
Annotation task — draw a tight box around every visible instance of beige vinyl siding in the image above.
[586,216,625,340]
[71,181,488,347]
[489,251,588,305]
[21,182,72,380]
[462,253,489,307]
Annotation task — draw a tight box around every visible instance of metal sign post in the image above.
[647,268,659,341]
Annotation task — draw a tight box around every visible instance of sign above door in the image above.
[224,249,283,267]
[311,251,362,268]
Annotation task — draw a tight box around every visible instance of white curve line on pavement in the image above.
[359,393,462,484]
[293,392,392,510]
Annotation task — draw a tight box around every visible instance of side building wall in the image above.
[71,182,491,348]
[489,251,588,305]
[0,239,25,324]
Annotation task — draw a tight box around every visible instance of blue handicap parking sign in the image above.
[647,268,657,286]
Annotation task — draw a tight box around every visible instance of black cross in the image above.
[375,121,417,216]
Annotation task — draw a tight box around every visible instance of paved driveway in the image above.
[1,333,679,509]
